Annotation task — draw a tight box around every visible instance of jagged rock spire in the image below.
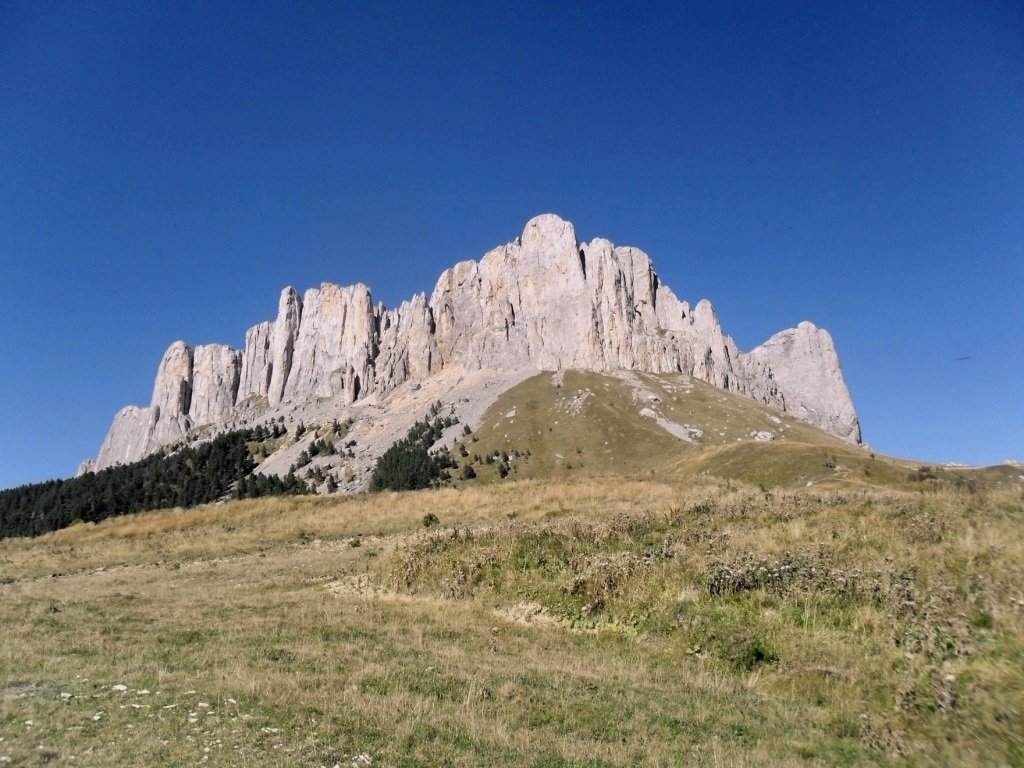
[90,215,860,471]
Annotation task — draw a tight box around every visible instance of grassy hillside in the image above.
[449,371,1018,493]
[2,476,1022,766]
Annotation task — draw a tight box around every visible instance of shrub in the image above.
[729,638,779,671]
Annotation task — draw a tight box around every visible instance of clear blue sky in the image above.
[1,1,1021,488]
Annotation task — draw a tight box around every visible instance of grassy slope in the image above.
[453,371,693,483]
[450,370,1018,493]
[3,372,1022,766]
[2,476,1022,766]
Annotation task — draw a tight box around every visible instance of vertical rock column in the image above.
[150,340,194,446]
[238,321,273,402]
[285,283,378,403]
[268,287,302,406]
[190,344,242,427]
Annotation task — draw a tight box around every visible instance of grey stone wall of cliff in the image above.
[743,322,861,443]
[90,214,860,471]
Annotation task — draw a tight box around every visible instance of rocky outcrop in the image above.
[238,321,273,402]
[374,294,438,396]
[149,341,194,447]
[190,344,241,427]
[744,322,861,443]
[90,214,861,470]
[268,287,302,407]
[95,341,194,469]
[96,405,160,470]
[285,283,376,403]
[402,215,791,414]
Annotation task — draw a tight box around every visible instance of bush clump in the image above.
[728,637,780,671]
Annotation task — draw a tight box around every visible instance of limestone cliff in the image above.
[190,344,241,428]
[744,322,862,443]
[89,214,861,471]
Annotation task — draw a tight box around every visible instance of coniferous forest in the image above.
[0,428,309,539]
[369,405,458,492]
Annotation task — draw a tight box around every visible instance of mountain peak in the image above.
[521,213,577,252]
[85,216,861,476]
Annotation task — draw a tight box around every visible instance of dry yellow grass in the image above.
[0,477,709,581]
[1,478,1022,766]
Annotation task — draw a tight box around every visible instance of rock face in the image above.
[76,459,96,477]
[95,341,191,468]
[745,322,861,443]
[91,214,861,470]
[96,404,161,471]
[190,344,241,427]
[237,321,273,402]
[285,283,377,403]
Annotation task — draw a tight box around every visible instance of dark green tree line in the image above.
[0,428,309,539]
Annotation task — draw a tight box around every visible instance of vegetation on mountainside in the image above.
[0,477,1020,766]
[0,427,309,539]
[455,370,1024,494]
[369,402,459,492]
[3,367,1021,760]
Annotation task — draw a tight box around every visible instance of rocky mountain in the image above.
[83,214,861,477]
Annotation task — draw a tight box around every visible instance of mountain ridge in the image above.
[83,214,861,475]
